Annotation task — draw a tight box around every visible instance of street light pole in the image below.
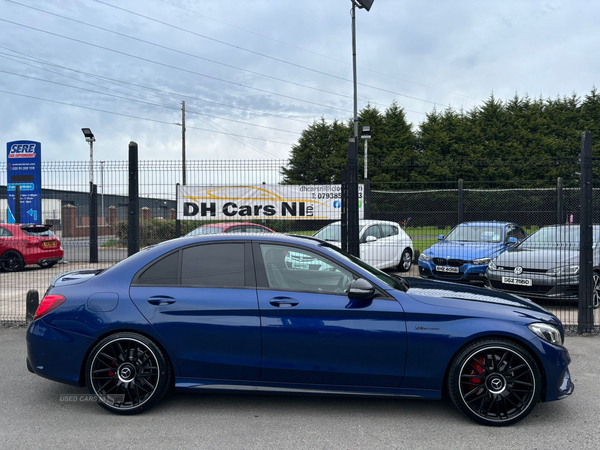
[81,128,95,193]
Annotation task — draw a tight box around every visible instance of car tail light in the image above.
[34,294,66,320]
[26,237,41,247]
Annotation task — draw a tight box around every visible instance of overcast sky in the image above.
[1,0,598,163]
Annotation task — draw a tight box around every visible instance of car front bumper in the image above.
[418,261,488,283]
[487,270,579,301]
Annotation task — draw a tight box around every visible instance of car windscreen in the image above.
[320,242,407,292]
[520,227,600,248]
[445,226,503,243]
[185,226,222,236]
[314,224,341,241]
[21,226,55,237]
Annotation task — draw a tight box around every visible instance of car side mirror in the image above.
[507,237,518,244]
[365,236,377,243]
[438,235,445,240]
[348,278,375,300]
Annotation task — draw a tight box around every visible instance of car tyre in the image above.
[447,338,541,426]
[397,249,412,272]
[593,270,600,309]
[85,332,172,415]
[0,250,25,272]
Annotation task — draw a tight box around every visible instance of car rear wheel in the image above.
[397,249,412,272]
[85,332,171,415]
[447,338,541,426]
[0,251,25,272]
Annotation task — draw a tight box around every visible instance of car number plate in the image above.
[43,241,56,248]
[436,266,459,273]
[502,276,532,286]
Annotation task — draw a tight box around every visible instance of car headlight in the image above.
[472,257,492,265]
[419,253,431,261]
[488,260,497,271]
[528,323,563,346]
[546,265,579,276]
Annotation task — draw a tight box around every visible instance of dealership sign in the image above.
[177,185,364,221]
[6,140,42,224]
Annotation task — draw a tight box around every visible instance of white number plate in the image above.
[436,266,459,273]
[502,276,532,286]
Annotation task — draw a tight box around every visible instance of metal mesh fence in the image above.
[1,159,599,332]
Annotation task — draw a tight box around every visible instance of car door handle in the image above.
[147,296,176,306]
[269,297,299,307]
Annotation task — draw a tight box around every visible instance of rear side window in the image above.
[0,227,12,237]
[137,252,179,285]
[181,243,245,287]
[380,224,398,237]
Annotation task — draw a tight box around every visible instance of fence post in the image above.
[175,183,181,238]
[578,131,594,334]
[363,178,371,220]
[15,185,21,223]
[458,179,464,224]
[89,183,98,263]
[347,138,360,257]
[128,142,140,256]
[556,177,563,225]
[341,169,348,252]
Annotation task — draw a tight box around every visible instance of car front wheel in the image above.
[397,249,412,272]
[447,338,542,426]
[85,332,172,414]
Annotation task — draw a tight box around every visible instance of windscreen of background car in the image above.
[445,226,503,243]
[519,226,600,248]
[185,226,223,236]
[314,223,342,241]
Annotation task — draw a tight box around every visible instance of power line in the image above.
[6,0,403,113]
[0,45,313,125]
[154,0,481,102]
[0,18,358,115]
[92,0,450,109]
[0,89,296,146]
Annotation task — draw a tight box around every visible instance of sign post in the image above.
[6,140,42,225]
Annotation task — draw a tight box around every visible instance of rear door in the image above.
[129,241,261,381]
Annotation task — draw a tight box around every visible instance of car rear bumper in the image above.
[26,318,94,387]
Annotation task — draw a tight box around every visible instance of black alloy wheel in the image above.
[86,332,171,414]
[448,338,541,426]
[0,251,25,272]
[397,249,412,272]
[593,271,600,309]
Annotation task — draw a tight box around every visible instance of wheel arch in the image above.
[441,333,548,401]
[78,328,177,388]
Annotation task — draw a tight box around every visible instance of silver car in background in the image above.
[486,225,600,307]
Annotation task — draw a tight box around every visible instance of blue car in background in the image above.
[419,222,528,284]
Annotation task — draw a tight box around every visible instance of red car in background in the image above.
[185,222,275,236]
[0,224,64,272]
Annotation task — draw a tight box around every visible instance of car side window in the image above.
[246,226,269,233]
[137,252,180,285]
[363,225,382,241]
[506,225,526,241]
[224,226,244,233]
[260,244,352,294]
[0,227,12,237]
[182,243,245,287]
[380,224,398,237]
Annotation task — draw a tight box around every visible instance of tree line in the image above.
[282,89,600,187]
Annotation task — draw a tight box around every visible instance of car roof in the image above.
[457,221,514,227]
[198,222,267,229]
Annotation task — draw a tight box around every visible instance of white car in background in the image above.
[309,220,414,271]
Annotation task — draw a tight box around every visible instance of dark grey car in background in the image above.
[486,225,600,307]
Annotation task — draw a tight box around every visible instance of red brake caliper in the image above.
[108,360,117,378]
[467,356,485,391]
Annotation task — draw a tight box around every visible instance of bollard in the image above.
[26,289,40,323]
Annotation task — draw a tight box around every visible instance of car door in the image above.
[254,242,406,387]
[360,224,386,268]
[129,241,261,381]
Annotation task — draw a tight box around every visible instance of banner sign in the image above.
[6,140,42,224]
[177,185,364,221]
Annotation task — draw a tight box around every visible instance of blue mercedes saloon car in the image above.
[27,233,572,426]
[418,222,527,284]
